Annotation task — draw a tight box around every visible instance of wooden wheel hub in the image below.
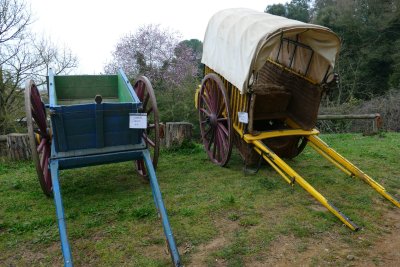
[209,113,218,127]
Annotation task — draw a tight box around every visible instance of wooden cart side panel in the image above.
[117,70,138,103]
[257,61,323,130]
[54,75,118,101]
[51,103,141,152]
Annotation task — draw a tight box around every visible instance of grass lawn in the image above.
[1,133,399,266]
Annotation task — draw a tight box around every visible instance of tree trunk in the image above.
[163,122,193,148]
[0,135,7,157]
[6,133,31,160]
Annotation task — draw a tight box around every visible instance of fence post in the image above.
[161,122,193,148]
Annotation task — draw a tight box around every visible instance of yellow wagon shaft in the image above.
[197,8,399,231]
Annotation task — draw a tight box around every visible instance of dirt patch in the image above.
[189,235,229,266]
[354,210,400,266]
[189,217,239,266]
[245,209,400,266]
[2,241,62,266]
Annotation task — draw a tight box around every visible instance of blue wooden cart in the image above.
[24,69,181,266]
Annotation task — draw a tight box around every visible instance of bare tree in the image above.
[0,0,78,134]
[0,0,31,44]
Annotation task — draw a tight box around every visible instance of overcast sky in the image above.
[27,0,286,74]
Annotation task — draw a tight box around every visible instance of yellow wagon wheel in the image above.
[198,73,233,166]
[24,81,53,196]
[133,76,160,177]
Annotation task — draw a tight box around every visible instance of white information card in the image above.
[238,112,248,124]
[129,113,147,129]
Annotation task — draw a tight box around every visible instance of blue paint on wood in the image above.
[95,103,104,148]
[52,106,69,152]
[144,151,182,266]
[44,70,181,266]
[50,161,73,267]
[118,69,140,103]
[50,103,140,152]
[57,149,144,170]
[48,69,57,106]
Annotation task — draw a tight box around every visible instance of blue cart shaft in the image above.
[50,161,73,267]
[49,150,181,266]
[144,150,181,266]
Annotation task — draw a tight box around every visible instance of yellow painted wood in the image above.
[308,141,352,176]
[308,135,400,208]
[252,139,359,231]
[243,129,319,142]
[253,146,293,186]
[194,86,200,109]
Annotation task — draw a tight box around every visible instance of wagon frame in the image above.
[25,69,181,266]
[196,8,400,231]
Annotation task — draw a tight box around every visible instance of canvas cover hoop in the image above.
[201,8,341,93]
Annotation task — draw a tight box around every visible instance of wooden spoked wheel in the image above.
[264,136,308,159]
[198,73,233,166]
[133,76,160,177]
[25,81,52,196]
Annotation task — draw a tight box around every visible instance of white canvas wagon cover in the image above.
[201,8,341,93]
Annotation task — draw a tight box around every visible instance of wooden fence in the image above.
[317,113,382,133]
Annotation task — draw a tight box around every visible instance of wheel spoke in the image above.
[201,95,213,114]
[217,122,229,137]
[207,127,215,150]
[204,81,217,113]
[213,81,220,113]
[204,126,212,138]
[216,127,227,159]
[143,133,156,147]
[200,108,211,117]
[212,132,217,159]
[217,100,226,117]
[204,79,212,98]
[214,122,223,161]
[215,129,223,161]
[37,138,47,153]
[210,80,218,113]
